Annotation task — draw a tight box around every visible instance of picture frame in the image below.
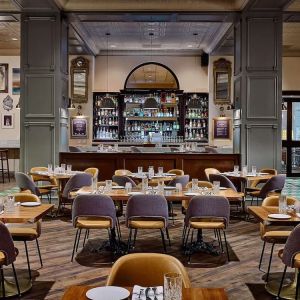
[70,116,89,139]
[0,64,8,93]
[12,68,20,95]
[1,113,14,129]
[212,117,231,140]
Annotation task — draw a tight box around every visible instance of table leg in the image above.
[0,274,32,297]
[265,269,298,300]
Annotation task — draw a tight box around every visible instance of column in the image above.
[20,12,69,171]
[233,12,282,170]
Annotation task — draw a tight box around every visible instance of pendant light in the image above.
[144,32,158,110]
[100,32,115,110]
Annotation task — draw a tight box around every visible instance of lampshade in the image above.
[100,96,115,109]
[144,97,158,109]
[187,97,201,109]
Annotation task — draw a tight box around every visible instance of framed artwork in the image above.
[70,116,88,139]
[12,68,20,95]
[213,117,231,140]
[1,113,14,129]
[0,64,8,93]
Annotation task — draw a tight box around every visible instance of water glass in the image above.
[233,165,239,174]
[251,165,257,175]
[54,165,59,175]
[148,166,154,178]
[67,164,72,174]
[114,144,118,152]
[213,181,220,195]
[61,163,66,173]
[5,195,15,213]
[142,177,148,193]
[138,166,143,175]
[125,182,132,193]
[92,177,97,192]
[47,163,53,175]
[164,273,182,300]
[105,180,112,193]
[241,166,248,177]
[192,178,198,192]
[279,194,287,214]
[176,183,182,194]
[158,167,164,175]
[157,182,164,195]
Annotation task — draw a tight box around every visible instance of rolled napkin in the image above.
[132,285,163,300]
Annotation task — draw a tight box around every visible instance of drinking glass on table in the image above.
[105,180,112,193]
[114,143,118,152]
[157,182,164,195]
[192,178,198,192]
[241,166,248,177]
[279,193,287,214]
[158,167,164,176]
[213,181,220,195]
[66,164,72,174]
[233,165,239,175]
[164,272,182,300]
[47,163,53,175]
[138,166,143,175]
[61,163,66,174]
[148,166,154,178]
[142,177,148,193]
[176,183,182,194]
[5,195,15,213]
[251,165,257,176]
[125,182,132,194]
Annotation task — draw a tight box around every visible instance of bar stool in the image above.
[0,149,10,183]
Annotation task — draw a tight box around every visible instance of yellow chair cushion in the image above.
[278,249,300,268]
[0,252,5,265]
[76,219,111,229]
[9,227,38,240]
[249,190,260,197]
[262,231,291,243]
[190,221,225,229]
[129,220,165,229]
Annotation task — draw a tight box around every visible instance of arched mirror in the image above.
[125,63,179,90]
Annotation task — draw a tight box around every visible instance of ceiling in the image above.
[126,63,177,89]
[0,21,20,55]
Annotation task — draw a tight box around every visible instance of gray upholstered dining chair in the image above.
[69,146,82,152]
[167,175,190,188]
[58,173,92,215]
[183,195,230,263]
[112,175,137,187]
[0,222,21,298]
[209,173,237,191]
[126,194,170,253]
[277,224,300,299]
[71,194,118,262]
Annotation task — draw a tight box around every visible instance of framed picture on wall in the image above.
[1,113,14,129]
[213,117,231,140]
[70,116,89,139]
[12,68,20,95]
[0,64,8,93]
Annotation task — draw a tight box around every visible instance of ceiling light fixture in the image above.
[11,38,18,41]
[110,44,116,48]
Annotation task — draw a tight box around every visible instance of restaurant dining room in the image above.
[1,0,300,299]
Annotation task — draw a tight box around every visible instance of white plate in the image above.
[164,173,176,176]
[219,187,227,190]
[76,191,92,195]
[112,186,124,189]
[86,286,130,300]
[164,186,176,190]
[128,192,144,195]
[258,172,269,175]
[184,192,200,196]
[20,202,41,207]
[268,214,291,219]
[246,174,256,177]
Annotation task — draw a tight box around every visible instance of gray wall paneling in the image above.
[20,13,69,172]
[234,12,282,170]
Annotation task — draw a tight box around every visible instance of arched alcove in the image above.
[124,62,179,90]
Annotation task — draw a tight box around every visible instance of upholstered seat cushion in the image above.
[262,231,291,243]
[189,221,225,229]
[38,184,58,190]
[0,252,5,265]
[249,190,260,197]
[9,227,38,240]
[129,220,165,229]
[39,188,52,195]
[278,249,300,268]
[76,218,111,229]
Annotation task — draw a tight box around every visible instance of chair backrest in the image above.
[126,194,168,227]
[282,224,300,267]
[205,146,219,153]
[209,173,237,192]
[62,173,92,198]
[114,169,132,176]
[84,168,99,180]
[30,166,57,186]
[69,146,82,152]
[258,174,286,199]
[72,194,116,228]
[186,180,213,189]
[15,171,40,196]
[112,175,137,187]
[97,181,118,187]
[167,169,184,176]
[262,195,298,207]
[168,175,190,188]
[204,168,220,181]
[260,168,277,175]
[130,146,141,153]
[185,196,230,227]
[106,253,191,288]
[0,222,17,266]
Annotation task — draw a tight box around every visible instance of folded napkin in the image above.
[132,285,163,300]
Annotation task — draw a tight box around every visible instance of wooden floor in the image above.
[0,181,291,300]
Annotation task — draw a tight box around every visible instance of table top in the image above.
[62,286,228,300]
[0,204,54,223]
[29,170,84,180]
[76,187,244,202]
[248,206,300,226]
[222,172,273,182]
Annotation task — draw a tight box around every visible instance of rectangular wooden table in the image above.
[62,286,228,300]
[76,187,244,203]
[248,206,300,226]
[0,203,54,223]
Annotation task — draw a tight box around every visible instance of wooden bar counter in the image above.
[59,151,240,181]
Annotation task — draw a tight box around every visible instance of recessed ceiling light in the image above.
[11,38,18,41]
[148,75,152,77]
[187,45,193,48]
[110,44,116,48]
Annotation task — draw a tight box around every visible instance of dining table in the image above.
[0,203,54,297]
[62,285,228,300]
[248,205,299,299]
